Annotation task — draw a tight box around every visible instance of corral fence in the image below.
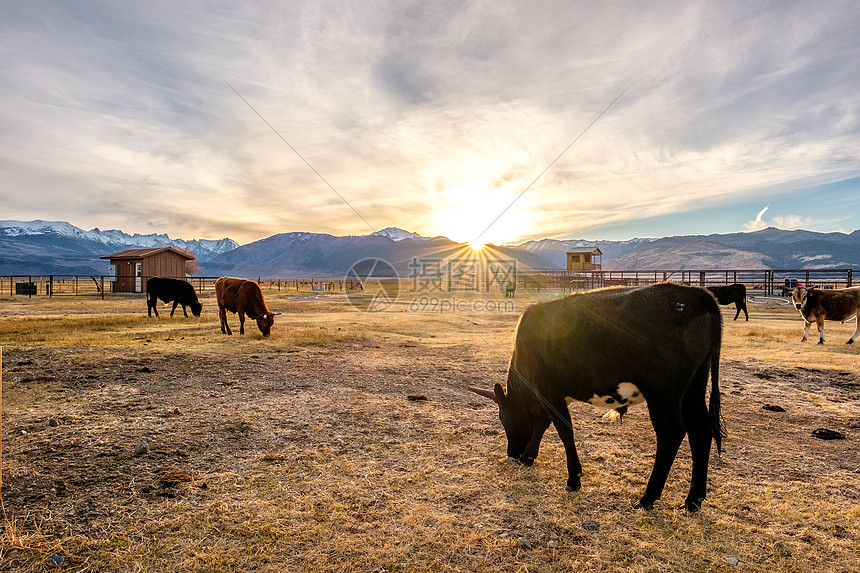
[1,269,853,298]
[1,275,363,298]
[514,268,854,296]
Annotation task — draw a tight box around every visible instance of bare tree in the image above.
[179,247,199,276]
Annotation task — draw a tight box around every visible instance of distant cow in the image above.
[146,277,202,318]
[215,277,280,336]
[505,281,516,298]
[789,286,860,344]
[707,283,748,321]
[470,283,724,512]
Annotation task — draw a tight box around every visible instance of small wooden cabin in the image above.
[101,247,195,293]
[566,247,602,271]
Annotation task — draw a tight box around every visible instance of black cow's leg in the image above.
[637,398,685,510]
[681,366,712,511]
[519,412,551,466]
[741,302,749,321]
[543,396,583,492]
[732,304,740,321]
[170,301,179,317]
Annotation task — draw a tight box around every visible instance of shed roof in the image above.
[100,247,195,260]
[566,247,602,255]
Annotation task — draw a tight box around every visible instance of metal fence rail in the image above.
[1,269,853,298]
[1,275,362,297]
[515,268,853,295]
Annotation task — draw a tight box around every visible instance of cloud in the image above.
[2,2,860,243]
[744,205,770,231]
[771,215,816,230]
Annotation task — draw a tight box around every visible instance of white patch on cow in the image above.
[617,382,643,403]
[585,382,644,410]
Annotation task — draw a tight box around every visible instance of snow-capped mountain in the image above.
[0,220,238,260]
[3,219,858,277]
[0,220,238,275]
[369,227,427,241]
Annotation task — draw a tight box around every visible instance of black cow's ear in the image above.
[493,383,507,404]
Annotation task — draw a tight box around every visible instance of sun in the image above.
[431,184,531,246]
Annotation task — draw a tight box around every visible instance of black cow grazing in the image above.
[707,283,748,321]
[470,283,724,512]
[146,277,202,318]
[790,286,860,344]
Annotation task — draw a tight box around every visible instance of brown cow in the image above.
[215,277,280,336]
[790,286,860,344]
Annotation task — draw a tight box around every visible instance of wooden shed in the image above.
[101,247,195,293]
[566,247,602,271]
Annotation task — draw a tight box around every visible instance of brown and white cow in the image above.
[789,286,860,344]
[215,277,280,336]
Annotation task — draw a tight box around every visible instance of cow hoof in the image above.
[818,340,824,345]
[518,455,535,466]
[847,340,855,345]
[565,479,581,492]
[684,498,704,512]
[633,499,654,511]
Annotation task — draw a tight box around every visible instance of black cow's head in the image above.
[190,301,203,317]
[471,384,536,464]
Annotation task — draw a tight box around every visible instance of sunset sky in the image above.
[2,1,859,246]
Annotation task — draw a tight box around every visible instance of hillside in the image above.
[515,227,860,271]
[2,220,858,277]
[0,220,238,275]
[199,231,558,278]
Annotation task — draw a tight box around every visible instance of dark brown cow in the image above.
[789,286,860,344]
[470,283,724,512]
[215,277,280,336]
[707,283,748,321]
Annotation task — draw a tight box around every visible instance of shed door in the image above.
[135,263,142,293]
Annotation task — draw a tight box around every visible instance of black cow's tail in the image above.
[709,310,726,454]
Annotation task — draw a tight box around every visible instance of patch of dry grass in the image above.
[1,292,858,571]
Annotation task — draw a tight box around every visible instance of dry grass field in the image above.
[0,287,858,572]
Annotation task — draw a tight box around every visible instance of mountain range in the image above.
[0,220,238,275]
[516,227,860,271]
[1,220,858,277]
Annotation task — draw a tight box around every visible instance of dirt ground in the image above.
[0,292,858,571]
